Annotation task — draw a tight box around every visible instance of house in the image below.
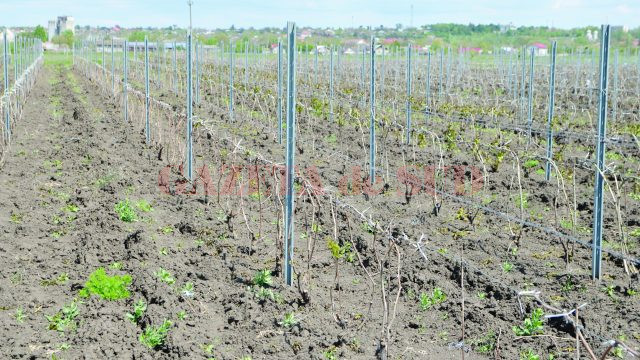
[531,42,548,56]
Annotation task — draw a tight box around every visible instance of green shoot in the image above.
[78,268,132,300]
[139,319,172,348]
[419,288,447,310]
[513,308,544,336]
[126,299,147,323]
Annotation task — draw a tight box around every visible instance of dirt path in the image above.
[0,57,494,360]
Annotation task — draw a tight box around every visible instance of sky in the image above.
[0,0,639,29]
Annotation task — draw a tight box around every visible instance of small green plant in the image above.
[10,212,23,224]
[501,262,514,273]
[477,292,487,300]
[520,349,540,360]
[115,199,137,222]
[41,273,69,286]
[79,268,132,300]
[126,299,147,323]
[46,300,80,332]
[177,310,187,320]
[602,284,616,298]
[253,269,273,288]
[135,200,153,213]
[322,346,338,360]
[472,331,496,354]
[15,307,26,323]
[279,312,298,328]
[155,268,175,285]
[327,238,355,262]
[109,262,123,270]
[62,203,79,213]
[419,288,447,310]
[523,159,539,169]
[161,225,174,234]
[514,193,530,209]
[513,308,544,336]
[139,319,172,349]
[181,282,194,297]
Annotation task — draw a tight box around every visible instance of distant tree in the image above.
[52,30,74,48]
[128,31,147,42]
[33,25,47,42]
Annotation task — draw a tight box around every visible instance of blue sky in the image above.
[1,0,639,29]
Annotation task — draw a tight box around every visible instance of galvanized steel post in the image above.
[592,25,610,280]
[405,44,412,144]
[369,36,376,184]
[277,39,283,144]
[284,22,297,286]
[123,40,128,122]
[527,47,534,144]
[545,42,557,181]
[145,37,150,144]
[186,34,193,181]
[3,31,9,141]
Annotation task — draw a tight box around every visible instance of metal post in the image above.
[527,47,534,143]
[361,46,365,108]
[123,40,128,122]
[314,44,318,84]
[369,36,376,184]
[229,42,234,121]
[173,41,177,94]
[612,50,618,123]
[195,41,200,105]
[592,24,610,280]
[284,22,297,286]
[521,46,526,122]
[145,37,150,144]
[186,34,193,181]
[329,45,334,122]
[245,42,249,86]
[405,44,412,144]
[102,38,105,84]
[380,46,385,106]
[545,42,557,181]
[277,39,283,144]
[439,48,443,100]
[3,31,9,141]
[111,38,115,95]
[426,50,431,122]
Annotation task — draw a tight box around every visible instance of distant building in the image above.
[531,42,548,56]
[47,20,56,41]
[47,16,75,40]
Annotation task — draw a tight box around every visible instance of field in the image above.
[1,29,639,360]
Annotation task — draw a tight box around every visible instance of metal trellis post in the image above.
[592,24,610,280]
[145,37,150,144]
[284,22,297,286]
[545,41,557,181]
